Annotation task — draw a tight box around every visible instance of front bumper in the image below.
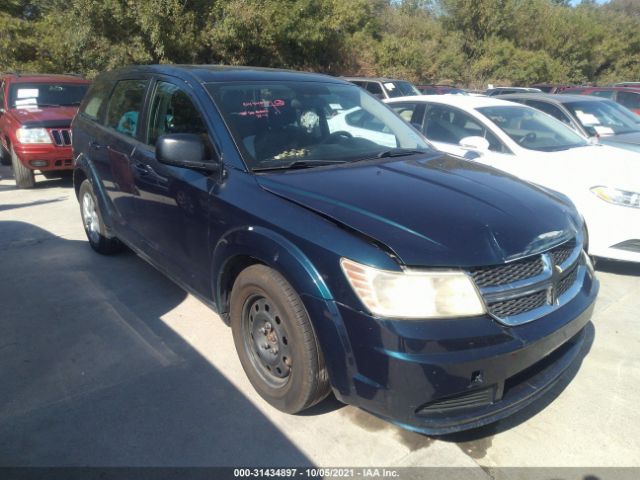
[583,197,640,263]
[13,143,74,171]
[314,264,598,435]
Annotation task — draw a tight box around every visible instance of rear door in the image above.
[98,78,151,246]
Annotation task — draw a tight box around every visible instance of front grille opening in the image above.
[470,256,543,288]
[557,266,578,297]
[551,238,577,266]
[488,290,547,318]
[50,128,72,146]
[416,387,495,416]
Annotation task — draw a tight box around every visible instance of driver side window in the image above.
[147,81,208,147]
[423,105,508,153]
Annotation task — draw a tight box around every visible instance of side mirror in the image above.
[459,136,490,152]
[156,134,219,172]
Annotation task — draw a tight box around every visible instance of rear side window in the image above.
[80,80,112,121]
[105,79,148,137]
[390,102,425,127]
[526,100,574,126]
[618,91,640,110]
[365,82,384,98]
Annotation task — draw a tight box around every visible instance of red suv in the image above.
[0,74,90,188]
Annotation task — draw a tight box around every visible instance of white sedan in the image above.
[327,107,397,148]
[386,95,640,263]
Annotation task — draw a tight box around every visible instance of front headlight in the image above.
[15,127,52,144]
[590,186,640,209]
[340,258,485,319]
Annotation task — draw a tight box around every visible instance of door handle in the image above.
[132,163,150,175]
[89,140,107,150]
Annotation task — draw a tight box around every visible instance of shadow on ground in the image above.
[595,258,640,277]
[0,221,312,467]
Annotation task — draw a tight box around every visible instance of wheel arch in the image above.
[212,226,333,321]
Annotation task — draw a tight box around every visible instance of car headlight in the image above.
[15,127,52,144]
[591,186,640,209]
[340,258,485,319]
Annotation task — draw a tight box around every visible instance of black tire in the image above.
[230,265,330,413]
[0,143,10,166]
[10,146,35,188]
[78,179,124,255]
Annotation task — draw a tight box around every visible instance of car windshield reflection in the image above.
[206,82,429,171]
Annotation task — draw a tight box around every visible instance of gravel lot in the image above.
[1,165,639,477]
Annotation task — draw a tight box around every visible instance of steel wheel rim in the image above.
[82,192,100,244]
[242,294,292,389]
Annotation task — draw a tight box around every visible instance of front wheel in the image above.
[10,146,35,188]
[78,179,124,255]
[230,265,330,413]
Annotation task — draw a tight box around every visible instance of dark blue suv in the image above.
[72,65,598,434]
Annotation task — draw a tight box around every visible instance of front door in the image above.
[130,78,216,295]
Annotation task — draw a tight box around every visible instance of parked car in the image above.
[0,73,90,188]
[73,65,598,434]
[562,86,640,114]
[613,82,640,88]
[485,87,542,96]
[416,84,468,95]
[343,76,420,100]
[497,93,640,153]
[529,84,574,94]
[386,95,640,264]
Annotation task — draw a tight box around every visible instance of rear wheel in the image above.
[79,179,124,255]
[10,146,35,188]
[230,265,330,413]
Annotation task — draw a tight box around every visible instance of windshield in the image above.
[384,81,420,98]
[564,100,640,136]
[477,105,588,151]
[8,83,89,108]
[206,81,430,171]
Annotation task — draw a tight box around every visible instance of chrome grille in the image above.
[551,238,576,266]
[488,290,548,318]
[470,256,543,287]
[49,128,72,146]
[472,236,587,326]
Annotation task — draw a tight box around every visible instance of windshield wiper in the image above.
[253,160,347,172]
[375,148,428,158]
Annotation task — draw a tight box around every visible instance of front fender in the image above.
[212,225,333,304]
[211,225,357,397]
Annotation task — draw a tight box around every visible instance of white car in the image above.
[386,95,640,263]
[327,107,397,148]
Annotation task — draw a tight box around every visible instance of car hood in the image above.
[9,106,78,128]
[599,132,640,152]
[256,153,581,267]
[530,145,640,192]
